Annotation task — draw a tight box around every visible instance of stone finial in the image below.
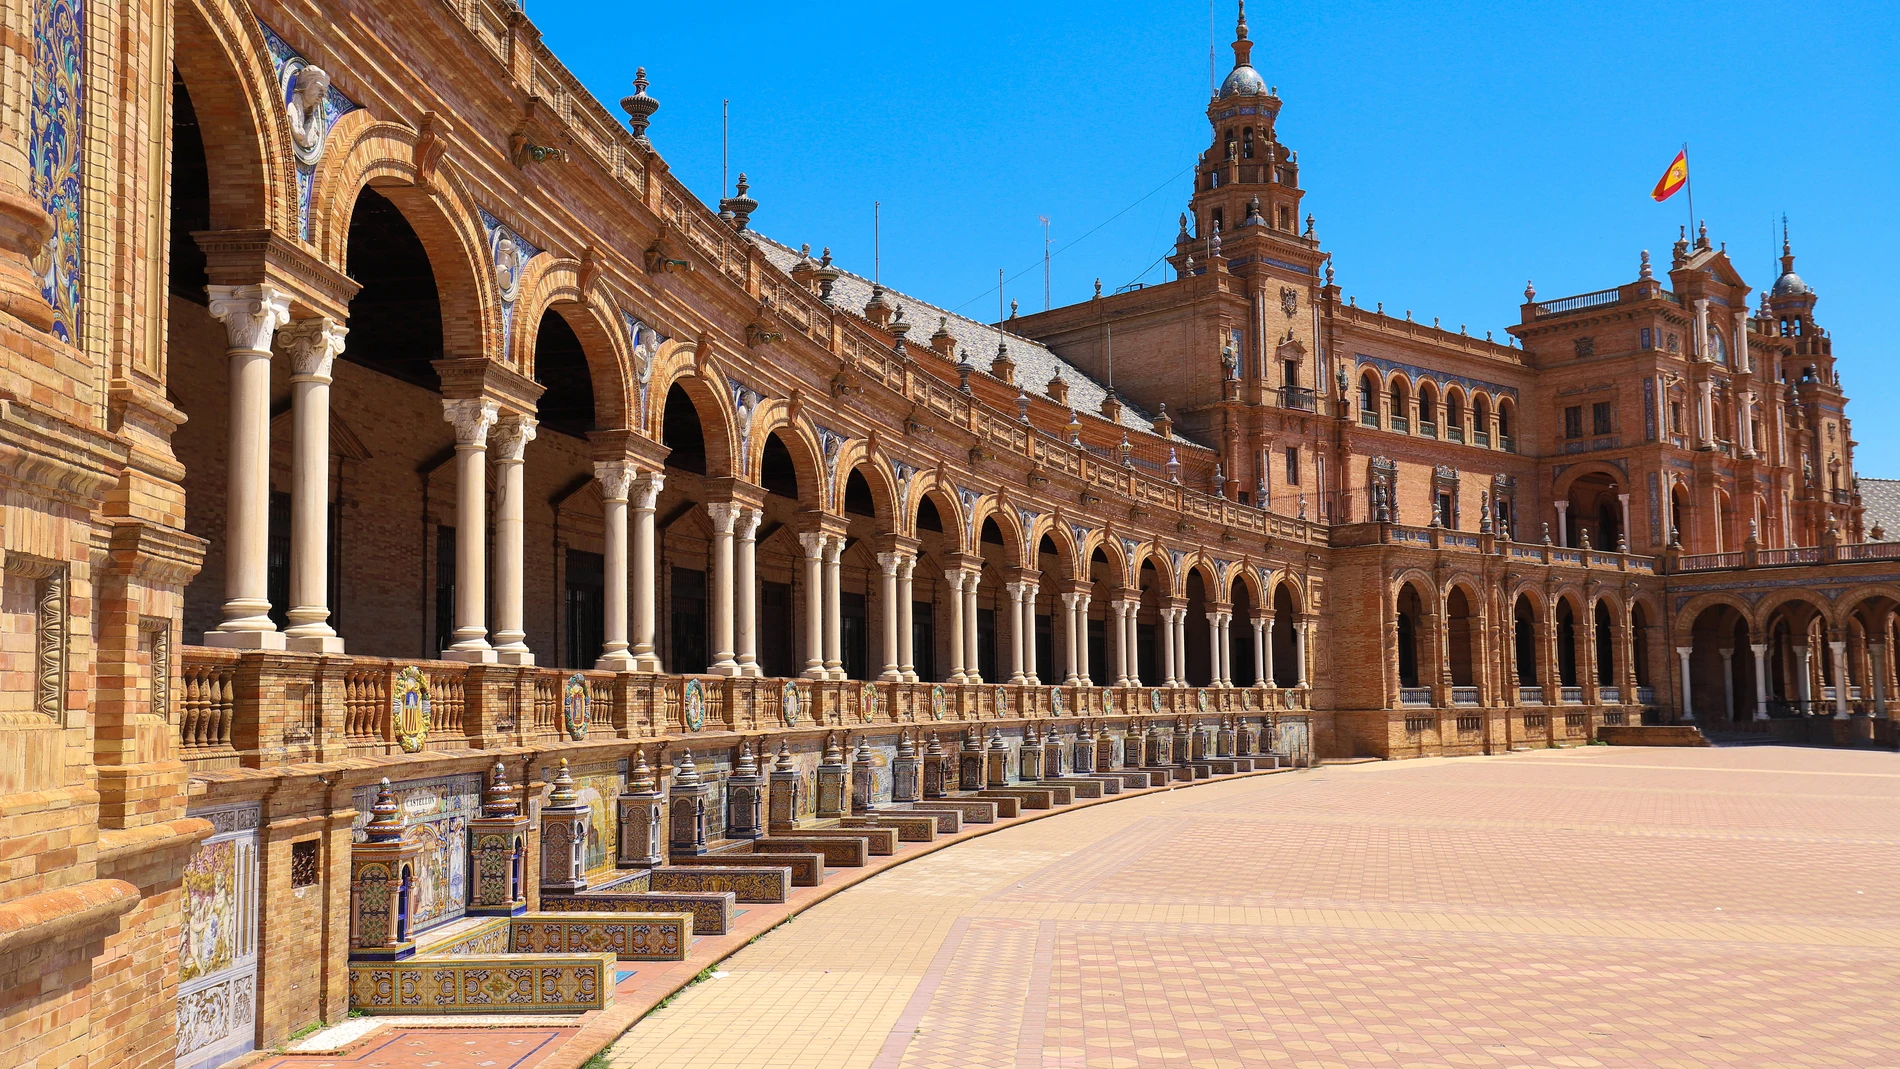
[1524,280,1536,302]
[630,747,657,793]
[483,761,520,818]
[1046,372,1070,406]
[813,247,840,302]
[823,732,845,764]
[1166,448,1180,483]
[926,731,945,756]
[1639,249,1653,281]
[775,738,796,773]
[1579,529,1592,551]
[930,314,955,356]
[963,727,979,751]
[620,68,660,147]
[735,738,758,777]
[864,283,894,327]
[853,736,874,764]
[365,778,403,842]
[1009,298,1019,320]
[672,749,702,789]
[988,727,1008,752]
[898,731,917,759]
[549,758,580,807]
[1541,522,1553,546]
[720,173,758,232]
[1094,277,1103,299]
[1016,386,1031,424]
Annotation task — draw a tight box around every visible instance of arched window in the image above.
[1497,399,1516,451]
[1388,380,1410,433]
[1358,372,1378,423]
[1418,382,1439,436]
[1242,127,1255,159]
[1474,394,1492,447]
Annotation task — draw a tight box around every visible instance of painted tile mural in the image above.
[30,0,83,341]
[352,774,479,932]
[570,764,624,877]
[177,805,260,1069]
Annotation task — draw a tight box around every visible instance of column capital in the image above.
[492,413,538,462]
[737,506,764,541]
[207,283,293,352]
[798,530,828,559]
[875,551,902,575]
[442,397,500,447]
[594,460,636,501]
[277,317,347,383]
[894,552,916,578]
[632,470,666,510]
[705,500,742,534]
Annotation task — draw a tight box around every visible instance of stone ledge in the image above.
[0,877,141,959]
[1597,725,1710,747]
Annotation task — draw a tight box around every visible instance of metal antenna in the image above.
[1209,0,1216,97]
[722,99,729,198]
[874,201,881,284]
[1106,322,1114,393]
[1040,215,1051,310]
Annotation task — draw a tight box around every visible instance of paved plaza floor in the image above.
[603,745,1900,1069]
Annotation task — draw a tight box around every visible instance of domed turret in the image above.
[1768,218,1817,309]
[1218,1,1269,98]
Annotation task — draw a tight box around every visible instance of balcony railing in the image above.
[1473,430,1490,448]
[1533,287,1621,317]
[1635,686,1655,704]
[175,647,1317,771]
[1279,386,1318,412]
[1678,551,1745,571]
[1560,686,1584,704]
[1451,686,1480,706]
[1390,414,1410,434]
[1359,409,1381,428]
[1518,686,1544,705]
[1400,686,1433,706]
[1599,686,1620,703]
[1418,420,1438,439]
[1500,434,1515,453]
[1446,425,1465,443]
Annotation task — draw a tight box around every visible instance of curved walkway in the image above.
[605,746,1900,1069]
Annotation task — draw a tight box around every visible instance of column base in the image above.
[596,652,638,672]
[804,666,828,680]
[710,660,740,677]
[880,669,902,682]
[633,652,664,673]
[203,629,287,651]
[441,647,499,664]
[495,648,536,666]
[286,634,346,654]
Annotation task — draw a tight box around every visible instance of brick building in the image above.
[0,0,1892,1066]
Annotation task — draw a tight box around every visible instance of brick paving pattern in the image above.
[606,746,1900,1069]
[251,1027,574,1068]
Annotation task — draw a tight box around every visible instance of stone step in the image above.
[976,787,1056,810]
[1039,778,1104,799]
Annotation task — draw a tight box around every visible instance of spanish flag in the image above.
[1651,149,1688,202]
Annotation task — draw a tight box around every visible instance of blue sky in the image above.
[533,1,1900,472]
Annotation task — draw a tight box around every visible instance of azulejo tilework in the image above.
[347,955,613,1014]
[29,0,81,342]
[563,673,590,739]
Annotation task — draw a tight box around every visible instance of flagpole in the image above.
[1682,142,1695,239]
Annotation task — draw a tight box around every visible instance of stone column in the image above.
[944,568,967,684]
[1207,611,1223,687]
[631,472,666,672]
[736,508,763,676]
[1059,593,1080,685]
[1292,619,1309,687]
[1553,501,1570,547]
[279,317,347,653]
[1718,647,1735,721]
[799,532,826,679]
[897,554,917,682]
[1123,601,1141,686]
[823,534,845,680]
[205,284,292,648]
[1829,640,1851,719]
[1738,392,1757,457]
[490,414,537,664]
[1159,603,1177,687]
[876,552,903,681]
[1022,579,1041,685]
[706,502,740,676]
[1618,494,1631,548]
[1252,615,1269,688]
[441,397,500,661]
[1004,582,1027,684]
[1871,641,1890,718]
[1675,645,1695,721]
[1074,593,1091,686]
[594,463,636,671]
[962,571,981,684]
[1750,642,1770,721]
[1697,379,1715,449]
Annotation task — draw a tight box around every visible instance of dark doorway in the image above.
[564,549,604,669]
[670,566,708,673]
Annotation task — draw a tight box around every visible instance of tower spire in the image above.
[1233,0,1253,68]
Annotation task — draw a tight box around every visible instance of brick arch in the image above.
[909,472,968,552]
[1132,543,1176,594]
[1752,589,1831,638]
[746,404,825,511]
[510,260,632,432]
[176,0,295,232]
[652,347,739,481]
[969,497,1027,569]
[316,127,495,365]
[1228,557,1267,607]
[1553,459,1628,499]
[1505,581,1548,617]
[1390,569,1439,614]
[836,446,900,527]
[1550,586,1590,620]
[1441,574,1485,614]
[1264,568,1307,613]
[1081,530,1129,588]
[1181,553,1222,604]
[1837,584,1900,633]
[1027,515,1082,581]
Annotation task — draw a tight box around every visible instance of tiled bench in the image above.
[647,865,791,904]
[510,911,692,961]
[977,787,1056,810]
[671,850,822,886]
[539,890,736,936]
[898,801,990,827]
[1041,778,1104,799]
[841,814,941,841]
[751,837,869,868]
[792,825,900,855]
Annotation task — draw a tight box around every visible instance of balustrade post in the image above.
[204,284,292,649]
